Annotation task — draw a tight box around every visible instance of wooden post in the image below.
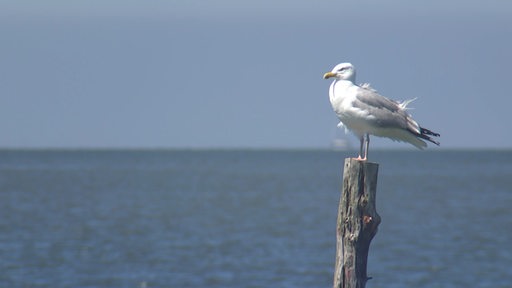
[333,158,381,288]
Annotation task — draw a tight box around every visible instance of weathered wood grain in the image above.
[333,159,381,288]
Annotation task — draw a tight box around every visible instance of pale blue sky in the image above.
[1,1,511,149]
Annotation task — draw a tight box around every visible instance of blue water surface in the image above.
[0,150,511,287]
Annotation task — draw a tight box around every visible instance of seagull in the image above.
[323,62,440,160]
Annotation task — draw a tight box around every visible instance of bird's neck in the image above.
[330,79,355,104]
[333,79,355,88]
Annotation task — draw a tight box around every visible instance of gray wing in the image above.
[352,87,421,134]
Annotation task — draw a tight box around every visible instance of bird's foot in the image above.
[352,156,367,161]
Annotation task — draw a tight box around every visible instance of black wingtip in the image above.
[420,127,440,137]
[419,127,440,145]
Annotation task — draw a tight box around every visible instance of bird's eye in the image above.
[338,67,346,72]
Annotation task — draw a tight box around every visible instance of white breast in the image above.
[329,80,375,136]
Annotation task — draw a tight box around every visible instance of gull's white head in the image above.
[323,62,356,83]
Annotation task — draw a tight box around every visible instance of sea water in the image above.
[0,150,511,287]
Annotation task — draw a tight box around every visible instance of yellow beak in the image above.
[323,72,336,79]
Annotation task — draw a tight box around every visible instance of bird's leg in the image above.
[353,135,365,161]
[363,133,370,160]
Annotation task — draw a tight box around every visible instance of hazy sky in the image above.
[1,1,511,149]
